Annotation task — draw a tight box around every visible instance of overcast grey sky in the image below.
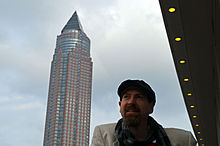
[0,0,193,145]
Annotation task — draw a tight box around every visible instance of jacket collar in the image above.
[113,134,120,146]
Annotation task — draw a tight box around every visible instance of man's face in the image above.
[119,89,154,127]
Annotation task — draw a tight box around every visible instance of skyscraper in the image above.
[43,11,93,146]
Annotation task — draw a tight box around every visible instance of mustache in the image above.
[125,104,140,112]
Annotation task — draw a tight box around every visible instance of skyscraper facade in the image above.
[43,12,93,146]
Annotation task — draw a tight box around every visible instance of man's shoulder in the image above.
[164,128,193,136]
[92,123,119,146]
[95,123,117,129]
[94,123,117,133]
[164,128,197,145]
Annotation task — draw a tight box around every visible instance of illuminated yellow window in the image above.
[202,144,204,146]
[195,124,199,127]
[193,115,197,118]
[200,138,203,141]
[169,8,176,13]
[179,60,185,64]
[184,78,189,82]
[190,105,195,108]
[175,37,182,41]
[187,93,192,96]
[198,132,201,134]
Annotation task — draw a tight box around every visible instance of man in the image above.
[92,79,197,146]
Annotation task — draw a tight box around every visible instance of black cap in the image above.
[117,79,156,103]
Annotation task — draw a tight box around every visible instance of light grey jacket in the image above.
[91,123,197,146]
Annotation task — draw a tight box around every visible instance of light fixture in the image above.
[179,60,185,64]
[175,37,182,41]
[187,93,192,96]
[195,124,199,127]
[198,132,201,134]
[169,8,176,13]
[200,138,203,141]
[193,115,197,118]
[184,78,189,82]
[190,105,195,108]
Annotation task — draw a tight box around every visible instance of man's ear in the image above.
[149,102,155,114]
[119,101,121,106]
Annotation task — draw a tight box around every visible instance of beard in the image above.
[123,114,141,127]
[122,104,141,127]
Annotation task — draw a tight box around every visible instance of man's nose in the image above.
[127,96,136,104]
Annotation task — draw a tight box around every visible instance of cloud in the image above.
[0,107,45,146]
[0,96,23,103]
[0,94,44,111]
[0,95,45,146]
[0,101,43,111]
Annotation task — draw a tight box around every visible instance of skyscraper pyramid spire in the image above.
[61,11,84,33]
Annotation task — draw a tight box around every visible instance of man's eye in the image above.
[123,95,129,99]
[136,95,144,98]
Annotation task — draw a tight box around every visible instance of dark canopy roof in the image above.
[159,0,220,145]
